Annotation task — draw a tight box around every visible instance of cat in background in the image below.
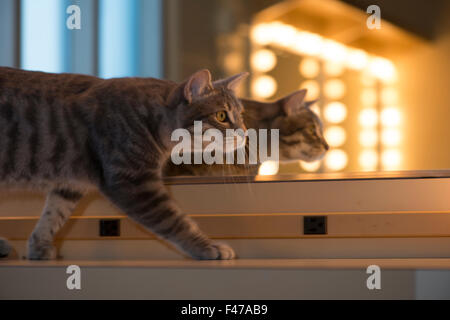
[164,89,329,177]
[0,67,248,260]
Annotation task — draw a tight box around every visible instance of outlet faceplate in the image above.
[99,219,120,237]
[303,216,327,235]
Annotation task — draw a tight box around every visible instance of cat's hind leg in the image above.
[27,188,83,260]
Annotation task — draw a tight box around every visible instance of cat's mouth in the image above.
[305,147,328,161]
[310,151,326,161]
[195,133,246,154]
[220,135,247,153]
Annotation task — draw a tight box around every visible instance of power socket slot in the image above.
[99,219,120,237]
[303,216,327,235]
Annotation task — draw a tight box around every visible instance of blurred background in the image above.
[0,0,449,175]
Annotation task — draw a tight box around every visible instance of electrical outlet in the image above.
[99,219,120,237]
[303,216,327,235]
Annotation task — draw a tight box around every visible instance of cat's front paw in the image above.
[0,237,12,258]
[27,243,57,260]
[194,242,236,260]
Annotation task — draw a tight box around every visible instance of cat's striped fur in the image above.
[0,67,248,260]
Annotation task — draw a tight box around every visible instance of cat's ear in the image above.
[184,69,213,103]
[303,100,318,109]
[213,72,249,92]
[281,89,307,116]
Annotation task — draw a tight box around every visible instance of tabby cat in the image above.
[164,89,329,176]
[0,67,248,260]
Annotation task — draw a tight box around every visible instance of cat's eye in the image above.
[216,111,228,122]
[306,127,315,135]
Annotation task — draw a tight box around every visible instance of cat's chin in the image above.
[279,150,326,162]
[308,152,327,162]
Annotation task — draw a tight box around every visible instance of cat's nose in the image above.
[324,141,329,151]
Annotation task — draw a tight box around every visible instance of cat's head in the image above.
[268,90,329,162]
[177,69,248,153]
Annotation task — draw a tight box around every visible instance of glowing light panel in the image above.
[99,0,139,78]
[21,0,65,72]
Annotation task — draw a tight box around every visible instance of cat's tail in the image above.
[0,237,12,257]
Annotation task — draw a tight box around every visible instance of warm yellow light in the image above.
[359,129,378,147]
[324,102,347,123]
[252,75,277,99]
[359,150,378,170]
[359,109,378,127]
[324,126,346,147]
[325,149,348,171]
[381,128,401,147]
[324,79,346,100]
[324,61,344,76]
[251,23,273,45]
[299,58,320,78]
[251,49,277,72]
[251,22,396,91]
[381,107,401,127]
[310,104,321,116]
[300,80,320,100]
[361,73,376,87]
[346,49,369,70]
[360,88,377,107]
[277,24,297,48]
[300,160,321,172]
[258,160,279,175]
[381,88,398,105]
[369,57,397,83]
[381,149,401,170]
[293,31,323,56]
[321,40,347,63]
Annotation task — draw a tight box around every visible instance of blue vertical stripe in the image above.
[99,0,139,78]
[139,0,163,78]
[69,0,98,75]
[21,0,66,73]
[0,0,18,67]
[19,0,162,77]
